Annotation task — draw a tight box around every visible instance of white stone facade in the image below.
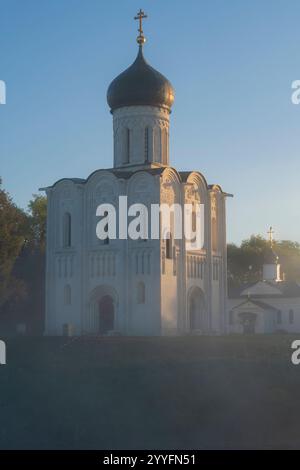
[44,166,228,336]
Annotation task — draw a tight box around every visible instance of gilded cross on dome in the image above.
[134,9,148,45]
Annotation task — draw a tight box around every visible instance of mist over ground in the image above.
[0,336,298,450]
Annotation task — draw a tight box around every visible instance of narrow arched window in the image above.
[212,217,217,252]
[144,127,149,162]
[64,284,71,305]
[215,260,219,280]
[137,281,146,304]
[63,212,71,247]
[162,128,168,163]
[124,128,130,164]
[289,309,294,324]
[192,210,196,233]
[166,233,173,259]
[277,310,282,324]
[165,129,169,163]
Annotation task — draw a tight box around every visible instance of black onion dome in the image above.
[107,46,175,112]
[264,246,279,264]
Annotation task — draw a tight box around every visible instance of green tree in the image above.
[0,187,47,334]
[228,235,300,289]
[27,194,47,250]
[12,194,47,333]
[0,179,27,308]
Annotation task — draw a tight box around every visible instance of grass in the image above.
[0,335,299,449]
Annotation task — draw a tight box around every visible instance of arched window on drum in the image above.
[144,127,149,162]
[64,284,72,306]
[123,128,130,164]
[137,282,146,304]
[63,212,72,248]
[166,232,173,260]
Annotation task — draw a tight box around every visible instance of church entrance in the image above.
[98,295,114,334]
[189,287,206,332]
[87,285,118,335]
[239,312,256,335]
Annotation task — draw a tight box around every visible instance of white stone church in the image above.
[42,12,230,336]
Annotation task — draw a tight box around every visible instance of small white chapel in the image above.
[228,228,300,334]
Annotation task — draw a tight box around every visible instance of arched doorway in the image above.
[98,295,114,334]
[86,285,118,335]
[188,287,206,332]
[238,312,257,335]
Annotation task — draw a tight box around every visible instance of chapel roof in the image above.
[229,280,300,299]
[232,298,280,312]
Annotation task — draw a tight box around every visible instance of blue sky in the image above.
[1,0,300,244]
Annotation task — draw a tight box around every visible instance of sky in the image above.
[0,0,300,244]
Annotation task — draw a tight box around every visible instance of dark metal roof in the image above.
[277,281,300,297]
[178,171,192,183]
[229,281,300,299]
[41,166,230,195]
[106,167,166,180]
[107,46,175,112]
[40,167,166,190]
[39,177,85,191]
[232,298,279,312]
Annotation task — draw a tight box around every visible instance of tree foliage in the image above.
[0,180,47,333]
[0,179,28,308]
[27,194,47,250]
[228,235,300,289]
